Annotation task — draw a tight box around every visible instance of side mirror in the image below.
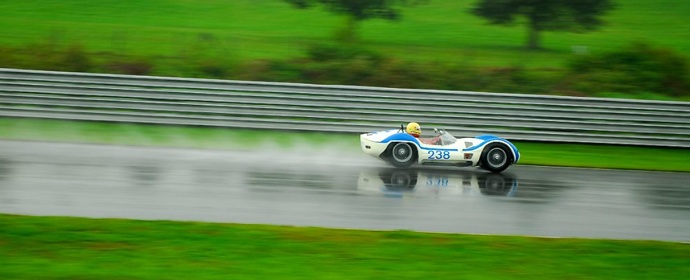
[433,128,438,134]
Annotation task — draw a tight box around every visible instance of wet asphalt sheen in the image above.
[0,140,688,242]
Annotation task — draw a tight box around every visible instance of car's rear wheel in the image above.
[388,142,416,168]
[480,144,511,173]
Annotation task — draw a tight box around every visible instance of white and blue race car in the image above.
[360,125,520,173]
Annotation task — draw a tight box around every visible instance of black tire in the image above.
[480,144,512,173]
[388,142,416,168]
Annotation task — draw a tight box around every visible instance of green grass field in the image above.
[1,0,688,68]
[1,214,688,280]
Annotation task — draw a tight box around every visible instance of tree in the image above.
[284,0,425,43]
[471,0,615,49]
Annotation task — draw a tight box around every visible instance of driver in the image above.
[405,122,422,138]
[406,122,441,145]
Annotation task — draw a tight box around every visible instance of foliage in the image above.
[61,44,92,72]
[1,43,93,72]
[283,0,427,42]
[567,42,690,97]
[285,0,416,20]
[305,43,384,62]
[105,58,153,75]
[2,38,689,99]
[471,0,616,49]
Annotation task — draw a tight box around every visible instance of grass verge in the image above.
[1,118,690,172]
[0,214,688,279]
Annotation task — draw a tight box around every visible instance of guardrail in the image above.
[1,68,689,147]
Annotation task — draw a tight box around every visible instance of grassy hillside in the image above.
[0,0,688,68]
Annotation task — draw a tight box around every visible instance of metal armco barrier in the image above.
[1,68,689,147]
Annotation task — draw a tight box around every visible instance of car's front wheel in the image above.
[480,144,512,173]
[388,142,416,168]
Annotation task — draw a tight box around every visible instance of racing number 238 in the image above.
[427,150,450,160]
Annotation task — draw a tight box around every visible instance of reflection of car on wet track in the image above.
[358,168,519,197]
[360,126,520,173]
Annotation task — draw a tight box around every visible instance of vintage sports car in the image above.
[360,125,520,173]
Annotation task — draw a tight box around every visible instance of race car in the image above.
[360,125,520,173]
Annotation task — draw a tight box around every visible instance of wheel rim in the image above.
[392,143,413,163]
[486,147,507,168]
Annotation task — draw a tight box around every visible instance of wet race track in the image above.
[0,140,689,242]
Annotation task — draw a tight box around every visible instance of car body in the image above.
[358,167,519,197]
[360,126,520,173]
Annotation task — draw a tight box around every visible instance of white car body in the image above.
[360,128,520,173]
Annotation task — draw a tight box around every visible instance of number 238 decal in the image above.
[427,150,451,160]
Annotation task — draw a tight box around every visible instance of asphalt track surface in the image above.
[1,140,688,242]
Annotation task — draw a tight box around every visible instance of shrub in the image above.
[4,39,688,100]
[567,42,690,97]
[105,58,153,75]
[0,45,19,68]
[198,60,231,78]
[305,43,383,63]
[60,44,92,72]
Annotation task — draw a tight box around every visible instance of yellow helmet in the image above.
[406,122,421,137]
